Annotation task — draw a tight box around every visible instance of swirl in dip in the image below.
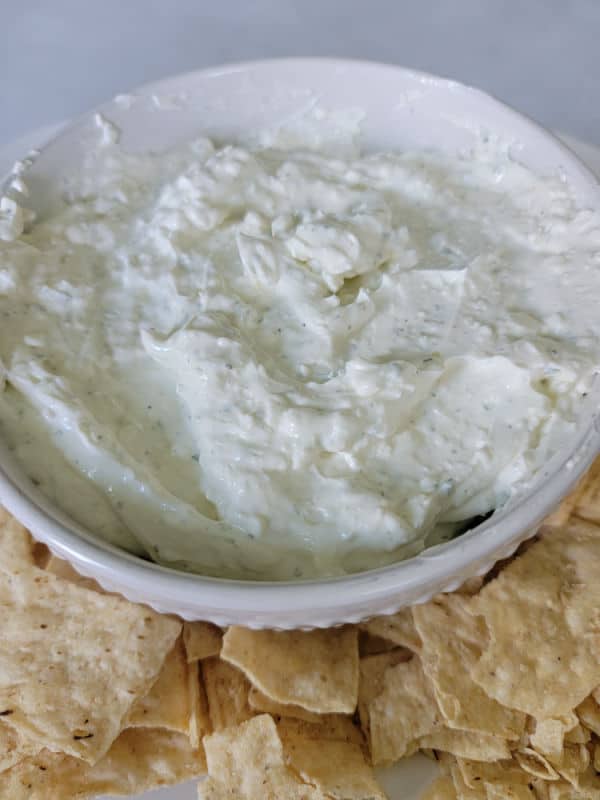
[0,116,598,579]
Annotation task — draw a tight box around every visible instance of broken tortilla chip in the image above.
[183,621,223,662]
[0,727,206,799]
[199,714,325,799]
[277,714,366,752]
[282,734,386,799]
[358,608,421,652]
[44,555,104,593]
[201,657,255,731]
[456,757,534,790]
[577,695,600,736]
[248,685,327,723]
[221,626,359,714]
[0,720,39,773]
[420,728,510,761]
[529,714,579,760]
[188,661,211,748]
[469,519,600,718]
[0,515,36,569]
[358,630,405,657]
[514,748,560,781]
[413,594,525,740]
[126,637,192,734]
[358,653,441,765]
[0,562,181,763]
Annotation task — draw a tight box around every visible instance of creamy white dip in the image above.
[0,117,599,579]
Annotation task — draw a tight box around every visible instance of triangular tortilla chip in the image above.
[0,727,206,799]
[183,621,223,662]
[0,557,181,763]
[221,626,358,714]
[413,594,525,739]
[469,520,600,718]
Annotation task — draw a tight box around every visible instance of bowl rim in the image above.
[2,57,600,626]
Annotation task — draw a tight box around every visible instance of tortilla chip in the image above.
[572,456,600,525]
[199,714,326,799]
[0,514,36,569]
[0,727,206,799]
[221,626,359,714]
[201,657,255,731]
[277,715,366,752]
[529,715,579,760]
[44,555,104,593]
[420,728,510,761]
[183,622,223,662]
[248,685,327,723]
[514,748,560,781]
[359,630,405,657]
[358,653,441,765]
[563,723,590,745]
[545,780,590,800]
[189,661,211,748]
[448,760,487,800]
[0,564,181,763]
[0,720,39,773]
[413,594,525,739]
[282,733,386,799]
[421,775,459,800]
[126,637,192,733]
[358,608,421,652]
[550,743,591,786]
[456,758,533,790]
[485,786,537,800]
[456,576,485,596]
[593,742,600,773]
[469,519,600,718]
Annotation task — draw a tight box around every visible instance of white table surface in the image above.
[2,0,600,149]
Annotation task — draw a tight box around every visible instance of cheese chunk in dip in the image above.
[0,119,599,579]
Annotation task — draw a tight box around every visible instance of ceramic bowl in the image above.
[2,59,599,628]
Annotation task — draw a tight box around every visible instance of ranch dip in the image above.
[0,116,598,579]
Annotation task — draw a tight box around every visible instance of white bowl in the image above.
[2,59,600,628]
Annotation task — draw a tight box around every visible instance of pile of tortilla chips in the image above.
[1,460,600,799]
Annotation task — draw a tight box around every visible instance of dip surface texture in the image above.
[1,122,599,579]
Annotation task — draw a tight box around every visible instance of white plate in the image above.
[1,124,599,800]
